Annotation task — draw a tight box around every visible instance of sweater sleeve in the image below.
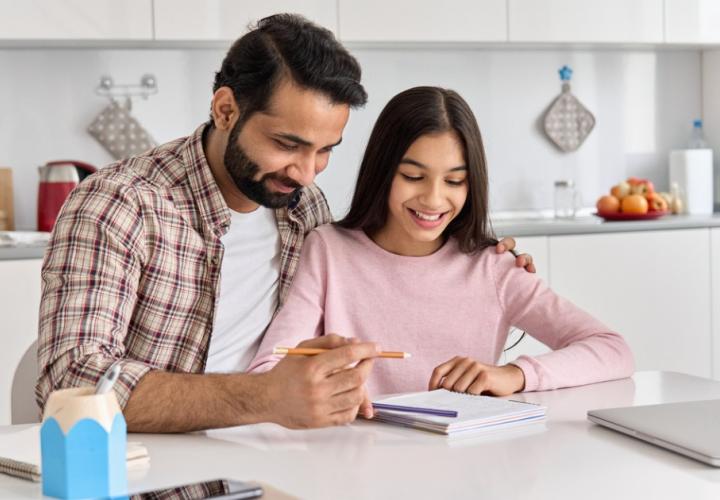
[247,229,329,372]
[491,253,635,392]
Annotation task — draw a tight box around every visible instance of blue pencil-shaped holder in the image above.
[40,387,127,499]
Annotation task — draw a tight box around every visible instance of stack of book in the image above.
[371,389,546,436]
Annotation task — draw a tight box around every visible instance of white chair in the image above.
[11,340,40,424]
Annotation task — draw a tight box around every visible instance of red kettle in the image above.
[37,160,97,232]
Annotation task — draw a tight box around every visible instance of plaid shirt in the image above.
[35,124,332,412]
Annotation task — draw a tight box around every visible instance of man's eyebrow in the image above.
[273,134,343,149]
[400,157,467,172]
[274,133,313,147]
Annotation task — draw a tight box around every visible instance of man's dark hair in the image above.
[211,13,367,125]
[337,86,496,254]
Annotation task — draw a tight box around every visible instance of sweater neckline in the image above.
[355,228,456,262]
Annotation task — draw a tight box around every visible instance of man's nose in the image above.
[288,154,317,186]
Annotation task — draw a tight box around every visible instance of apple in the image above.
[646,192,668,212]
[629,178,655,196]
[610,181,631,199]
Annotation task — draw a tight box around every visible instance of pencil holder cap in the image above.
[40,387,127,499]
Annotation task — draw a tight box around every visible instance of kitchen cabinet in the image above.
[2,0,719,47]
[153,0,338,40]
[712,229,720,380]
[508,0,664,43]
[665,0,720,44]
[548,229,712,378]
[337,0,506,43]
[500,236,552,362]
[0,259,43,425]
[0,0,152,40]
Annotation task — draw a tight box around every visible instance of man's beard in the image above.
[224,121,302,209]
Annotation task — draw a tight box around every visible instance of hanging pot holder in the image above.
[87,98,157,160]
[543,66,595,153]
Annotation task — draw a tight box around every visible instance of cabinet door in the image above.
[338,0,507,42]
[508,0,663,43]
[154,0,338,40]
[665,0,720,44]
[549,229,711,378]
[712,229,720,380]
[497,236,553,362]
[0,0,152,40]
[0,259,43,425]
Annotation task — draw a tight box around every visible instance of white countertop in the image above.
[492,213,720,237]
[1,371,720,499]
[0,232,48,261]
[3,214,720,260]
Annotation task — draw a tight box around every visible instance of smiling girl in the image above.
[249,86,634,399]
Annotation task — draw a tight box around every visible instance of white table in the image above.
[2,371,720,499]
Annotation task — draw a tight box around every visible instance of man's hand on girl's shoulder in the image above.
[495,237,536,274]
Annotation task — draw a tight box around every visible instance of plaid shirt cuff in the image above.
[36,348,153,413]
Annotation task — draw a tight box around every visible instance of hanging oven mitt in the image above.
[543,66,595,153]
[87,98,157,160]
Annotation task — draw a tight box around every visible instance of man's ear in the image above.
[211,87,241,131]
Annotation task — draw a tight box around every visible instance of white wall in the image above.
[702,50,720,209]
[0,47,702,228]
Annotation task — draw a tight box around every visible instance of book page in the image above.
[374,389,544,424]
[0,425,40,466]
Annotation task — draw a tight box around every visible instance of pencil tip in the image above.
[404,353,411,358]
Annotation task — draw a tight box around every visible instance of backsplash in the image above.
[0,47,702,228]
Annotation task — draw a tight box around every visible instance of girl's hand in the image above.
[358,389,374,419]
[495,237,536,274]
[428,357,526,396]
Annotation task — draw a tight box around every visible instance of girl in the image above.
[249,86,634,398]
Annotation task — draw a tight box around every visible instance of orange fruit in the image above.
[596,195,621,214]
[621,194,648,214]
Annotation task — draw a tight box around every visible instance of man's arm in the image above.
[36,178,151,413]
[125,335,379,432]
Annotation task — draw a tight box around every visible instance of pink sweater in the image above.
[248,225,634,396]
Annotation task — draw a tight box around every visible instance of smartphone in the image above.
[128,478,263,499]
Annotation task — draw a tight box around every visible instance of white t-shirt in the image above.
[205,207,281,373]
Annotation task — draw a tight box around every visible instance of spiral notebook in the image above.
[371,389,546,435]
[0,425,149,482]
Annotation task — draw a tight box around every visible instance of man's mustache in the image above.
[264,173,302,190]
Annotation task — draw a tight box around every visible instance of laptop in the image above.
[587,399,720,466]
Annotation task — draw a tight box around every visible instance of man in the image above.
[36,14,533,433]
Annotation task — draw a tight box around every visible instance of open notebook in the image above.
[0,425,149,482]
[371,389,546,435]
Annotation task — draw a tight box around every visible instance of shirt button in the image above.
[209,256,220,266]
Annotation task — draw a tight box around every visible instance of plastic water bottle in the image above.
[669,119,714,214]
[688,119,708,149]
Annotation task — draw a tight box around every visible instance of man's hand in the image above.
[495,237,536,273]
[259,334,378,429]
[428,357,525,396]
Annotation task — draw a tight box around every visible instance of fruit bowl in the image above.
[594,210,670,221]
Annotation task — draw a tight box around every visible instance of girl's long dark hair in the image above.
[337,86,495,253]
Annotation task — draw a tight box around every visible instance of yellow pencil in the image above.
[273,347,411,359]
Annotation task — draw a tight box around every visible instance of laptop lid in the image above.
[587,399,720,467]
